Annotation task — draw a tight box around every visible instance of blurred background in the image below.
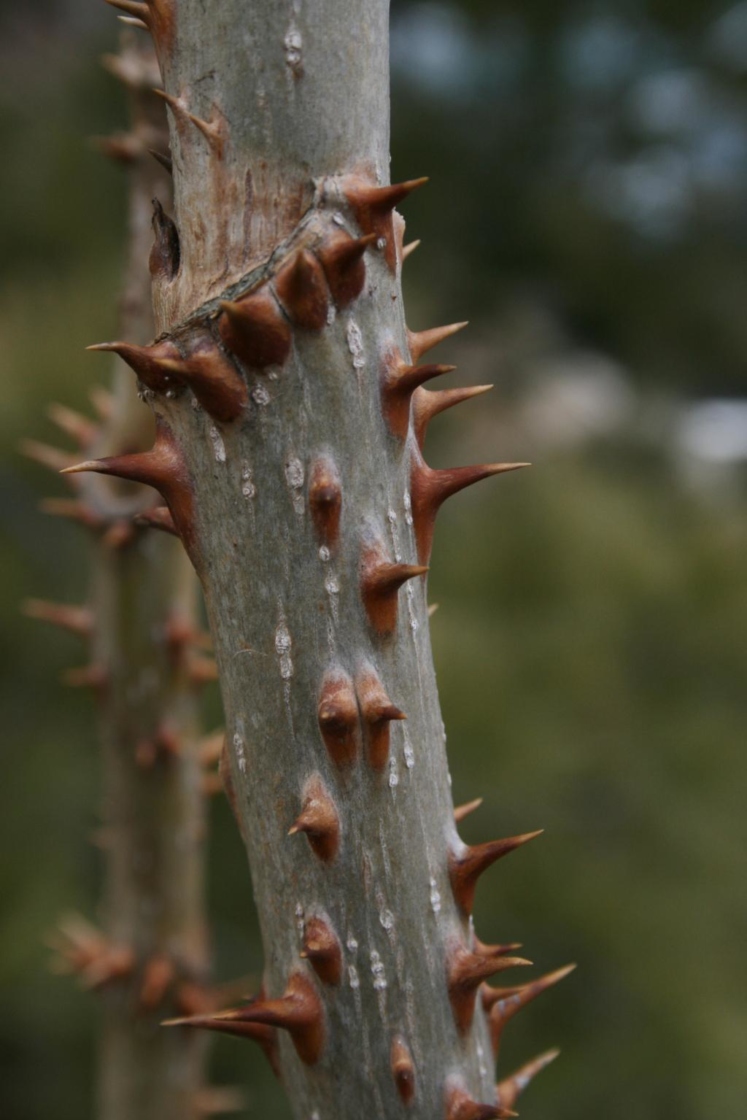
[1,1,746,1117]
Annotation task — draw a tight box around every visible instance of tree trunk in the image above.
[79,3,566,1116]
[31,29,210,1120]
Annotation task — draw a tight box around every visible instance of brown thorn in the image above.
[61,418,196,551]
[449,830,543,915]
[360,538,428,636]
[62,664,108,691]
[87,338,181,394]
[91,131,142,164]
[481,982,528,1011]
[473,936,524,959]
[346,177,429,215]
[188,655,219,686]
[157,335,248,422]
[153,89,226,155]
[105,0,150,23]
[198,730,225,768]
[407,321,468,363]
[134,506,179,537]
[381,344,455,438]
[394,361,457,396]
[195,1087,246,1116]
[412,384,493,449]
[300,915,342,986]
[489,965,576,1059]
[410,454,531,564]
[39,498,104,531]
[274,248,330,331]
[201,772,223,796]
[139,953,176,1010]
[23,599,93,638]
[445,1082,518,1120]
[391,1036,416,1104]
[218,286,292,370]
[89,385,114,421]
[100,50,161,90]
[314,230,376,309]
[102,521,137,550]
[82,944,136,990]
[288,773,341,862]
[134,724,181,769]
[447,940,532,1034]
[344,176,428,270]
[355,664,406,772]
[47,403,98,449]
[50,915,135,990]
[453,797,483,825]
[317,668,361,767]
[164,971,325,1065]
[117,14,148,29]
[402,239,420,261]
[428,602,439,617]
[149,148,173,174]
[495,1049,561,1112]
[21,439,76,474]
[308,456,342,547]
[170,988,281,1078]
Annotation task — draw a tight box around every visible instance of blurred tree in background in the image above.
[1,1,745,1118]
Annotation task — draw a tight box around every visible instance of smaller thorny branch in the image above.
[24,29,234,1120]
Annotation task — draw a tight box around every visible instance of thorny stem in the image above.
[80,3,569,1118]
[95,35,208,1120]
[46,31,210,1120]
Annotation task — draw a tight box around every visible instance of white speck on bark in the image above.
[324,572,340,596]
[476,1039,488,1079]
[233,732,247,774]
[387,507,402,560]
[275,617,293,680]
[346,319,365,370]
[241,462,256,499]
[406,582,419,634]
[285,456,305,514]
[403,728,415,769]
[252,384,271,407]
[324,570,340,623]
[370,949,387,991]
[209,425,227,463]
[284,25,303,74]
[379,908,394,931]
[429,878,442,915]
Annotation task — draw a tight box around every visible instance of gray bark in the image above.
[84,2,545,1117]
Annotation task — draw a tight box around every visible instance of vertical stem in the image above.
[64,30,209,1120]
[79,3,565,1118]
